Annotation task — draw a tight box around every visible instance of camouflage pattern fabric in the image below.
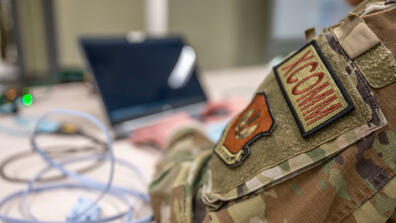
[148,1,396,222]
[204,30,388,206]
[202,130,396,223]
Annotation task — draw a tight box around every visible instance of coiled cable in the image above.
[0,109,152,223]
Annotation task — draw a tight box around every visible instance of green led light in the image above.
[22,94,33,106]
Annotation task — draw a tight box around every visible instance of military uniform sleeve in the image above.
[148,1,396,222]
[388,210,396,223]
[149,127,214,223]
[201,128,396,223]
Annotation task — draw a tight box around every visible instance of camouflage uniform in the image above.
[149,1,396,222]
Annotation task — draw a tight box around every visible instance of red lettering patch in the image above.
[273,41,354,137]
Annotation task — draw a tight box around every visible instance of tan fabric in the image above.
[149,78,396,223]
[351,0,381,14]
[305,27,316,43]
[148,1,396,222]
[374,82,396,130]
[354,43,396,88]
[333,14,380,59]
[210,138,396,223]
[207,32,378,195]
[363,5,396,58]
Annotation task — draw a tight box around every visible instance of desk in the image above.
[0,66,269,220]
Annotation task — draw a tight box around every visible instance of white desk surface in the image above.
[0,66,269,221]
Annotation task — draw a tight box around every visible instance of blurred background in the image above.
[0,1,360,220]
[0,0,352,85]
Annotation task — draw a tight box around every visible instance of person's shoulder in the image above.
[203,2,396,222]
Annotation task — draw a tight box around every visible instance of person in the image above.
[132,0,396,222]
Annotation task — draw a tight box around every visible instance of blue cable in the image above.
[0,115,60,137]
[21,155,134,223]
[21,155,150,220]
[31,109,116,221]
[0,109,152,223]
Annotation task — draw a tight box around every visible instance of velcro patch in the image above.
[214,92,274,167]
[273,41,354,137]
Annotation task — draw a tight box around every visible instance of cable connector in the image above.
[67,197,101,222]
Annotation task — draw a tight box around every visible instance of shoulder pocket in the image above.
[203,32,388,209]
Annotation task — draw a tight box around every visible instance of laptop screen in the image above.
[80,37,207,124]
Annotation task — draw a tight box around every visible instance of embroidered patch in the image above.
[214,92,274,167]
[273,40,354,137]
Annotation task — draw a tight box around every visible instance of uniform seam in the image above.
[338,166,394,222]
[330,29,379,111]
[329,29,385,138]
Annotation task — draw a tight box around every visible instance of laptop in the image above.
[80,36,207,138]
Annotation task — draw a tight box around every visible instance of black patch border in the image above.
[214,92,275,167]
[273,40,354,138]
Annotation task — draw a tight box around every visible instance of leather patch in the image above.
[214,92,274,167]
[273,40,354,137]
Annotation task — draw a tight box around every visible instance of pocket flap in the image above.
[202,32,388,209]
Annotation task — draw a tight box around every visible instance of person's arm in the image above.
[145,117,214,223]
[130,112,207,150]
[130,98,247,150]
